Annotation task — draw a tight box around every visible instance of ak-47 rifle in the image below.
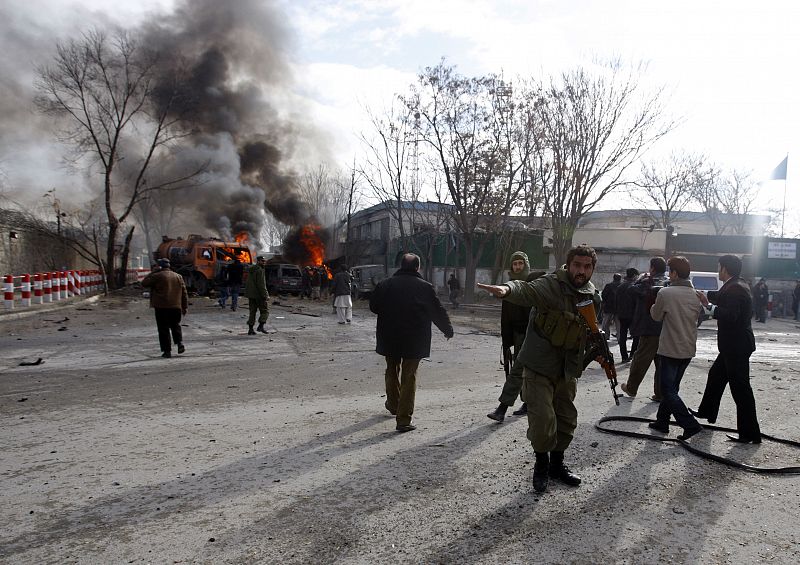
[576,298,620,405]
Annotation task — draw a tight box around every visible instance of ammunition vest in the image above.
[531,280,589,351]
[533,308,587,350]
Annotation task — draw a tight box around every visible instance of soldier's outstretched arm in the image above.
[476,283,508,298]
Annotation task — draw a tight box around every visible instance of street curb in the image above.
[0,294,102,323]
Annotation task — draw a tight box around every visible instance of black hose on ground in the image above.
[595,415,800,475]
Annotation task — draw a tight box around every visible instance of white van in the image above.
[691,271,724,325]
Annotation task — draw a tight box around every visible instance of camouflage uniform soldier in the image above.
[245,256,270,335]
[478,245,600,493]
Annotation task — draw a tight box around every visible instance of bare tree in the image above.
[341,162,363,266]
[359,99,422,253]
[35,29,200,288]
[132,189,183,261]
[6,195,110,289]
[717,169,761,235]
[632,151,709,254]
[407,61,535,301]
[634,152,708,228]
[529,62,675,264]
[690,165,762,236]
[689,164,727,235]
[261,214,291,251]
[298,163,352,228]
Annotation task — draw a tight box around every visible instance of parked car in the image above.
[692,270,724,326]
[351,264,387,299]
[264,263,303,295]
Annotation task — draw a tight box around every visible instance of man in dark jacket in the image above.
[447,273,461,308]
[487,251,545,422]
[616,268,640,362]
[245,256,270,335]
[141,259,188,358]
[694,254,761,443]
[216,262,230,309]
[620,257,667,401]
[752,278,769,322]
[601,273,622,338]
[227,257,244,311]
[310,268,322,300]
[792,280,800,321]
[370,254,453,432]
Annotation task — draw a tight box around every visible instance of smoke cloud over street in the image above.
[0,0,327,249]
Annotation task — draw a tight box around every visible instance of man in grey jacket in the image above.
[647,256,703,440]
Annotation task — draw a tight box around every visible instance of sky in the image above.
[1,0,799,235]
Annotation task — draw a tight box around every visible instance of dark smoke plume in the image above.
[0,0,326,251]
[140,0,319,243]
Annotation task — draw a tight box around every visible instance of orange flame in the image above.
[299,224,325,266]
[222,232,252,263]
[221,246,252,263]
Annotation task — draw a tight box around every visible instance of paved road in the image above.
[1,293,799,564]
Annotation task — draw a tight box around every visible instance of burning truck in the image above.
[154,233,254,295]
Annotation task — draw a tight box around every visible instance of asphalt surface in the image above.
[1,291,799,564]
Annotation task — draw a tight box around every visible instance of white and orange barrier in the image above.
[1,269,113,310]
[124,268,150,284]
[3,275,13,310]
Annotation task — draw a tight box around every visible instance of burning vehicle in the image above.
[154,233,254,295]
[264,263,303,295]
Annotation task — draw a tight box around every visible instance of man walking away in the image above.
[752,278,769,323]
[792,280,800,321]
[647,256,704,440]
[447,273,461,309]
[227,257,244,311]
[333,265,353,324]
[616,268,639,362]
[370,254,453,432]
[620,257,668,401]
[245,256,270,335]
[487,251,544,422]
[141,259,188,358]
[601,273,622,338]
[694,254,761,443]
[478,245,600,493]
[310,268,322,300]
[216,262,230,309]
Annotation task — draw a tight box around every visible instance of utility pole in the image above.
[44,188,67,267]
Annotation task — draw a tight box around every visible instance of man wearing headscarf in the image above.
[487,251,545,422]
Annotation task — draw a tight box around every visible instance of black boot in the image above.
[532,452,549,493]
[486,403,508,422]
[247,325,256,336]
[257,323,268,334]
[512,402,528,416]
[549,451,581,486]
